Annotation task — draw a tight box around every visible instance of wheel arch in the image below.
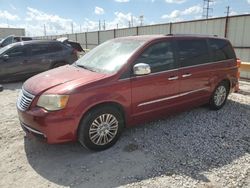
[76,101,127,135]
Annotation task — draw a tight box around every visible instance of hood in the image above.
[24,65,107,95]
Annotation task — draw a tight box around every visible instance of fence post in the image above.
[75,33,77,42]
[136,26,139,35]
[113,29,116,38]
[85,32,88,49]
[169,22,173,34]
[98,31,100,44]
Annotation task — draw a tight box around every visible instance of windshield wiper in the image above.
[74,63,96,72]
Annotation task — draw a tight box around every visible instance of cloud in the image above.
[114,0,130,3]
[0,8,140,36]
[161,5,202,21]
[247,0,250,4]
[24,7,76,36]
[94,6,105,15]
[0,10,19,21]
[10,4,17,10]
[82,11,140,31]
[165,0,186,4]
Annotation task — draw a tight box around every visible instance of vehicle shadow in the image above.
[24,98,250,188]
[1,82,23,91]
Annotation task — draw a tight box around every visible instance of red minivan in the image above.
[17,35,240,151]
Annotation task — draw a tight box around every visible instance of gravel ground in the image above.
[0,81,249,188]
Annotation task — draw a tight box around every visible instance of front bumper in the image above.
[17,107,79,144]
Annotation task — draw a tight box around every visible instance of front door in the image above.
[0,45,29,81]
[131,40,180,117]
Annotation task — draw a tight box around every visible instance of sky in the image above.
[0,0,249,36]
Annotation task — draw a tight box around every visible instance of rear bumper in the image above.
[17,107,79,144]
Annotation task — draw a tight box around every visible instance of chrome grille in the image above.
[17,89,35,111]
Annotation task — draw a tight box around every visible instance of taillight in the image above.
[235,58,241,92]
[236,58,241,68]
[72,49,77,56]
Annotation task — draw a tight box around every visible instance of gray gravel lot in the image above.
[0,81,249,188]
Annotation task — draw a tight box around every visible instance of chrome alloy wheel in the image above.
[214,85,227,106]
[89,114,119,145]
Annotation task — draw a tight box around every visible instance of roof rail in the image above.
[166,33,218,37]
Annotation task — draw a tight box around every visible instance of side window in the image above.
[177,39,209,67]
[22,37,32,41]
[135,41,176,73]
[31,44,49,55]
[6,46,28,58]
[209,39,236,61]
[48,43,63,53]
[13,37,21,42]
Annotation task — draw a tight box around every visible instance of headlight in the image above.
[37,94,69,111]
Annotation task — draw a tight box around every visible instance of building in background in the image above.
[0,28,25,39]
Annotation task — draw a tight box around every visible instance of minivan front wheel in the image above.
[209,81,229,110]
[78,106,124,151]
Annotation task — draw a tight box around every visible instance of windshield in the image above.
[75,39,145,73]
[1,36,13,47]
[0,44,14,55]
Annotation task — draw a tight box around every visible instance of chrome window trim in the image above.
[138,87,210,107]
[119,58,234,81]
[180,58,235,70]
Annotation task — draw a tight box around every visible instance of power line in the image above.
[139,15,144,26]
[225,6,230,17]
[202,0,213,19]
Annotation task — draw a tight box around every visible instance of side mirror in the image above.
[133,63,151,76]
[1,54,9,61]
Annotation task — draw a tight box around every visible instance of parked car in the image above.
[0,35,32,48]
[0,40,78,82]
[56,37,84,52]
[17,35,240,151]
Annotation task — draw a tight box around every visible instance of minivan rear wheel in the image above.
[78,106,124,151]
[209,81,229,110]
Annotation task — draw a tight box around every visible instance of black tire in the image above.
[209,81,230,110]
[78,106,124,151]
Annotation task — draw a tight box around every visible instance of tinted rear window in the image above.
[48,43,63,52]
[176,39,210,67]
[208,39,236,61]
[31,44,49,55]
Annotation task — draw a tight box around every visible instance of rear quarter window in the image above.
[31,43,50,55]
[48,43,63,53]
[208,38,236,61]
[176,39,210,67]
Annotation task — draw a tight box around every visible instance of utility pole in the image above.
[131,15,133,27]
[202,0,213,19]
[103,20,106,30]
[7,19,9,28]
[44,24,46,36]
[224,6,230,38]
[128,21,131,28]
[139,15,144,26]
[116,24,118,29]
[99,20,101,31]
[225,6,230,17]
[71,22,74,34]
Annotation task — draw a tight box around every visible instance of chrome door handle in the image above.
[182,73,192,78]
[168,76,179,80]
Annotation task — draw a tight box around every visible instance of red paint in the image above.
[17,35,239,144]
